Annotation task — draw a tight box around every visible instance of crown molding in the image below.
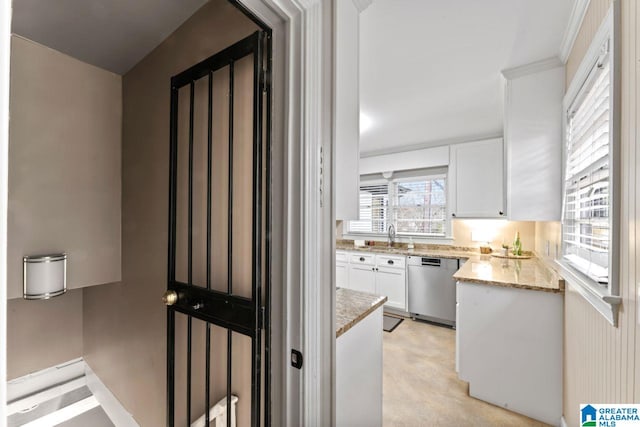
[501,56,564,80]
[559,0,591,63]
[351,0,373,13]
[360,133,503,158]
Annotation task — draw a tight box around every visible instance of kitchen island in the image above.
[336,288,387,427]
[454,256,564,426]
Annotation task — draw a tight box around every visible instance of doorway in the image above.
[164,30,272,427]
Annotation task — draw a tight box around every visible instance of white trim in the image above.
[561,416,568,427]
[559,0,591,63]
[241,0,334,425]
[360,133,503,158]
[501,56,563,80]
[0,0,10,424]
[7,358,85,403]
[21,396,100,427]
[85,363,138,427]
[564,7,613,103]
[7,377,86,416]
[555,260,621,326]
[560,4,622,326]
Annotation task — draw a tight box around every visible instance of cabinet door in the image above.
[335,0,360,220]
[375,267,406,310]
[504,67,563,221]
[348,264,376,294]
[450,139,505,218]
[336,262,348,288]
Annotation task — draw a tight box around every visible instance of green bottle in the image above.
[513,231,522,256]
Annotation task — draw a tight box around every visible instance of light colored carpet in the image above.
[383,318,550,427]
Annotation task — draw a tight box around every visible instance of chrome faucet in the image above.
[388,224,396,247]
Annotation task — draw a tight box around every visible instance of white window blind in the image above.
[349,175,447,237]
[562,49,612,285]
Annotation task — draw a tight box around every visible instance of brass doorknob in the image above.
[162,290,178,306]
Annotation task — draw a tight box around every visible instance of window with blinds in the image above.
[562,43,612,286]
[349,175,447,237]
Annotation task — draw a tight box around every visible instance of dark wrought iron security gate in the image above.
[164,30,271,427]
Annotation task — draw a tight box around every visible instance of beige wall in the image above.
[6,36,121,379]
[561,1,640,425]
[534,221,561,261]
[7,36,122,299]
[337,219,536,251]
[7,289,83,379]
[82,1,259,426]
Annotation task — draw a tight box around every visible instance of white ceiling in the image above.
[359,0,575,154]
[11,0,209,74]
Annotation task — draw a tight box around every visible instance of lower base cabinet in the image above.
[336,306,383,427]
[457,281,562,426]
[338,251,407,311]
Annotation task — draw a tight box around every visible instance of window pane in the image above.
[562,57,611,285]
[348,175,447,237]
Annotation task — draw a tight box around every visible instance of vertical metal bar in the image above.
[205,71,213,427]
[167,310,176,427]
[227,61,235,427]
[264,31,273,427]
[251,33,264,427]
[187,81,195,427]
[167,86,179,427]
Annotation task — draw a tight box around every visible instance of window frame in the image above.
[346,171,453,241]
[557,5,622,326]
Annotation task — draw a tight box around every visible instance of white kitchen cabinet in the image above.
[375,267,405,310]
[336,251,349,288]
[457,281,562,426]
[449,138,505,219]
[336,303,383,427]
[335,0,361,220]
[348,263,376,294]
[341,251,407,311]
[503,64,564,221]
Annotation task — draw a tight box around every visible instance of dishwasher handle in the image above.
[420,258,441,267]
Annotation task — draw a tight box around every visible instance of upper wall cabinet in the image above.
[449,138,505,219]
[335,0,362,220]
[503,63,564,221]
[7,36,122,299]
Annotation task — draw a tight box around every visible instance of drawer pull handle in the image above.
[387,260,394,265]
[359,257,365,262]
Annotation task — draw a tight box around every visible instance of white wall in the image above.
[0,0,11,424]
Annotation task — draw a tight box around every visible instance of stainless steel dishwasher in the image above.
[407,256,459,327]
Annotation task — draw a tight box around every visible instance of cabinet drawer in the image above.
[336,251,349,263]
[376,255,405,269]
[350,253,375,266]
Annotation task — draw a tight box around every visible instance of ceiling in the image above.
[11,0,209,74]
[359,0,575,154]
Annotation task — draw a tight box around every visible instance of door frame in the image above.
[236,0,335,425]
[0,1,10,425]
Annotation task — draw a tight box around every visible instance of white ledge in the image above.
[554,259,621,326]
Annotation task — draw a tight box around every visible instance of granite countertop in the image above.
[336,242,477,260]
[336,288,387,338]
[453,255,565,293]
[337,240,564,294]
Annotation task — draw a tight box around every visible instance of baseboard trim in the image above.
[561,415,568,427]
[7,358,138,427]
[85,362,138,427]
[7,358,85,402]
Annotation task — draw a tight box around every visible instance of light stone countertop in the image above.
[336,288,387,338]
[453,255,564,293]
[337,240,564,294]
